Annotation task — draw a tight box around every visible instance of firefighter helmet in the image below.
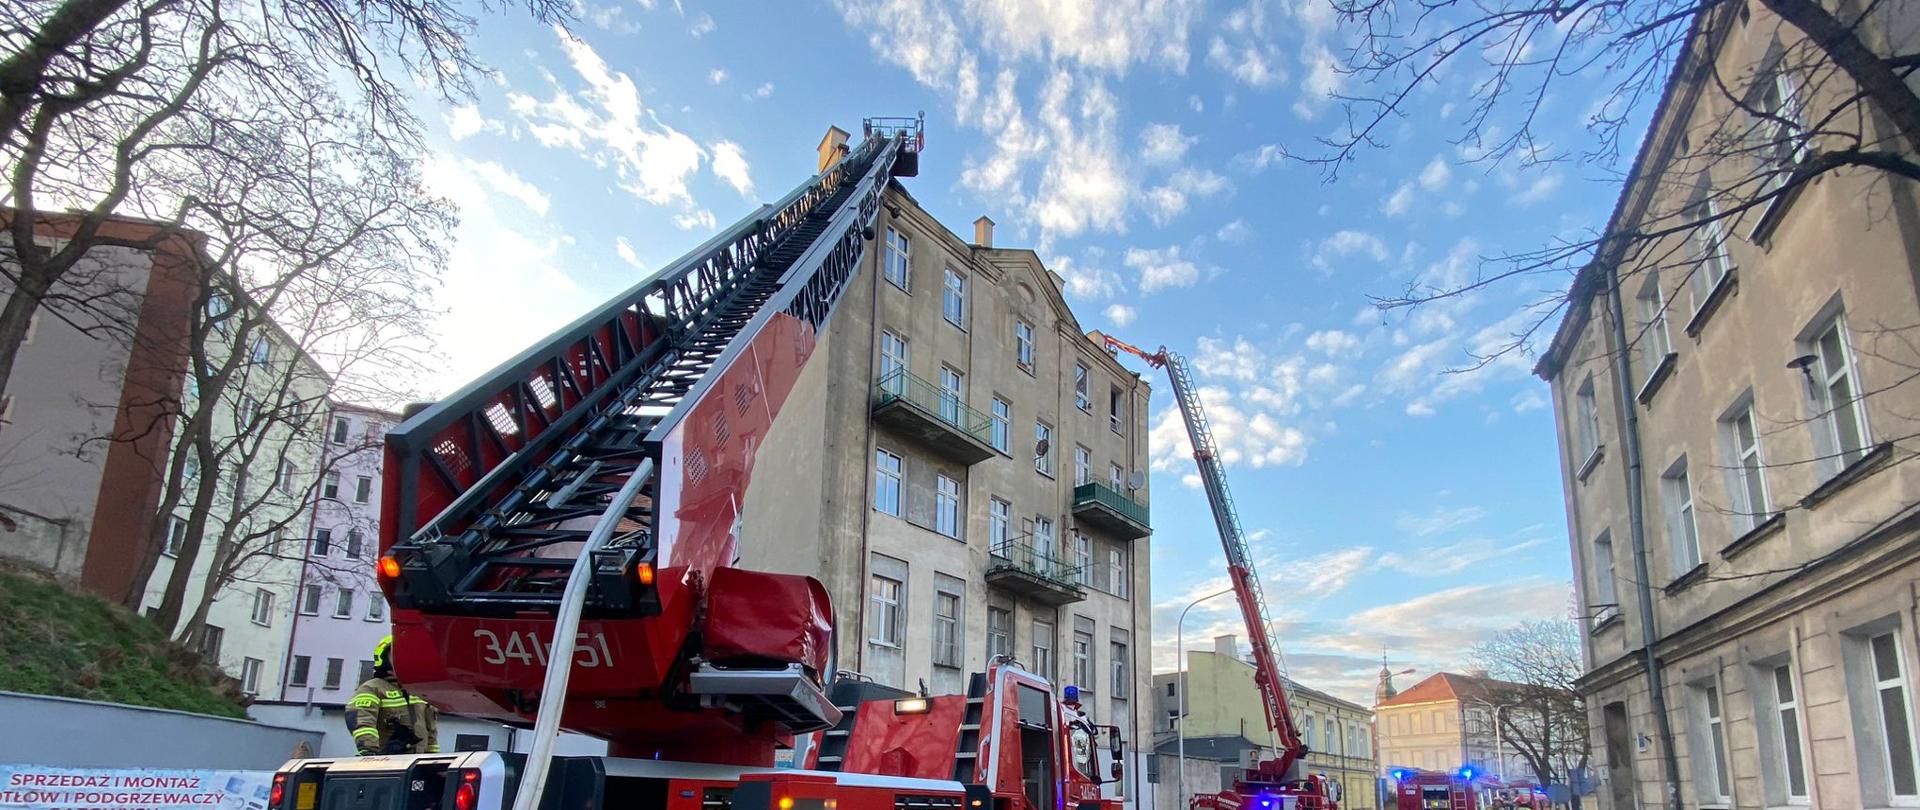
[373,635,394,671]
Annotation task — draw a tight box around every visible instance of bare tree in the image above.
[0,0,567,404]
[1470,620,1590,808]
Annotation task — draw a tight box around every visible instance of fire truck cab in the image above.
[1390,768,1501,810]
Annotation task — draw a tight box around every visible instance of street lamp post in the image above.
[1176,588,1234,809]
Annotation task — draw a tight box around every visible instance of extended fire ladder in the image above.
[382,118,923,616]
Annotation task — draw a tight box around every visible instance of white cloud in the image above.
[1310,230,1389,271]
[1511,172,1563,205]
[1405,400,1437,417]
[1125,245,1200,292]
[1309,580,1573,663]
[673,209,716,230]
[1150,384,1309,475]
[445,105,501,141]
[1104,303,1137,326]
[508,27,708,220]
[615,236,644,268]
[1291,42,1340,118]
[1216,218,1252,243]
[465,160,551,216]
[1379,536,1547,575]
[1305,329,1361,357]
[1140,122,1197,164]
[709,140,754,197]
[689,12,715,36]
[1206,1,1287,89]
[754,82,775,98]
[708,68,728,84]
[1419,156,1452,191]
[1395,505,1488,536]
[1142,168,1231,225]
[1512,388,1548,413]
[930,0,1200,74]
[1189,94,1205,112]
[1051,255,1123,300]
[1382,183,1415,216]
[1238,144,1285,173]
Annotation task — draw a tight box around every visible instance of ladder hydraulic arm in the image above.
[1102,336,1313,792]
[374,117,923,761]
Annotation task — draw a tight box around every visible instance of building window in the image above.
[1015,321,1034,372]
[300,584,322,615]
[1575,374,1600,463]
[1806,312,1871,474]
[276,458,293,495]
[1074,364,1091,411]
[1074,532,1092,585]
[322,471,340,500]
[1692,682,1732,806]
[879,331,909,384]
[1768,664,1810,800]
[313,529,331,556]
[1110,638,1130,698]
[943,266,967,327]
[1032,619,1054,677]
[1167,709,1179,731]
[240,658,264,695]
[1636,271,1673,373]
[1591,531,1618,624]
[200,624,224,662]
[1723,399,1772,533]
[249,336,272,365]
[884,227,911,290]
[933,587,962,668]
[868,574,903,647]
[323,657,344,689]
[1034,421,1054,477]
[346,529,363,559]
[1074,445,1091,485]
[1662,457,1700,574]
[331,416,350,445]
[1109,386,1124,434]
[989,497,1010,550]
[1109,547,1128,598]
[334,589,353,619]
[354,476,372,504]
[987,606,1011,662]
[250,588,274,626]
[938,367,964,424]
[1688,189,1734,307]
[1109,464,1124,492]
[288,655,311,687]
[874,449,903,516]
[368,595,385,621]
[1034,517,1056,560]
[1866,631,1920,799]
[164,517,187,556]
[1754,58,1809,199]
[990,397,1010,453]
[935,475,961,538]
[1072,628,1094,691]
[357,660,376,686]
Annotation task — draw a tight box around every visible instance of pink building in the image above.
[277,402,399,702]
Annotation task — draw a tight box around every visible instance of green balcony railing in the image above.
[989,540,1085,589]
[1072,482,1150,528]
[875,368,995,444]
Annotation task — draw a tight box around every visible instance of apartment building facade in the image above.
[1373,673,1530,784]
[1538,3,1920,808]
[1150,636,1376,810]
[739,130,1153,802]
[278,403,398,702]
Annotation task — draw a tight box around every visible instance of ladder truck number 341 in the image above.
[473,629,616,669]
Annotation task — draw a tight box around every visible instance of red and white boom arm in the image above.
[1101,336,1307,776]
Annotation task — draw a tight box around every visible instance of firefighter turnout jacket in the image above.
[346,676,440,755]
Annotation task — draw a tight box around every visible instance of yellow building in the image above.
[1372,670,1531,783]
[1150,635,1375,810]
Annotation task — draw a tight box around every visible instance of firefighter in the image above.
[347,635,440,755]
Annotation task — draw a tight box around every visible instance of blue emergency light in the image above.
[1458,767,1475,781]
[1063,685,1080,702]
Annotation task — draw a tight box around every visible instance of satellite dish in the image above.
[1127,471,1146,491]
[1035,438,1051,457]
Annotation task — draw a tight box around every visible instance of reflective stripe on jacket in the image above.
[344,676,439,755]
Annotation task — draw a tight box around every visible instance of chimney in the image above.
[817,127,850,173]
[973,216,995,248]
[1213,634,1238,658]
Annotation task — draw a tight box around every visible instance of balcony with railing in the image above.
[986,540,1085,606]
[1071,482,1150,539]
[872,368,996,464]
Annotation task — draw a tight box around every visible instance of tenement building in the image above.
[1537,2,1920,808]
[737,129,1154,802]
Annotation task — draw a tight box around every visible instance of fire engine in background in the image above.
[1389,768,1546,810]
[265,118,1127,810]
[1101,337,1336,810]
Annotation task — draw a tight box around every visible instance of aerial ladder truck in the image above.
[1100,336,1338,810]
[268,119,1125,810]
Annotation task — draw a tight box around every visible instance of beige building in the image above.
[1372,671,1531,784]
[1150,635,1375,810]
[739,130,1154,802]
[1537,4,1920,809]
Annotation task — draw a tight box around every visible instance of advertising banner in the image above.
[0,765,273,810]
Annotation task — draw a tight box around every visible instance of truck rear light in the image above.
[453,769,480,810]
[893,698,928,714]
[378,555,402,579]
[270,774,286,807]
[777,798,793,810]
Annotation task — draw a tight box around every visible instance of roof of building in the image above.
[1375,672,1522,708]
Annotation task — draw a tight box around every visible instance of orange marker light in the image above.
[378,555,401,579]
[778,798,794,810]
[635,562,655,586]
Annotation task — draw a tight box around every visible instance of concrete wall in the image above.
[0,692,317,770]
[249,703,608,759]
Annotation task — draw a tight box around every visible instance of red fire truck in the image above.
[1389,768,1545,810]
[266,117,1126,810]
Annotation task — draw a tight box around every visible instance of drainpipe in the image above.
[1601,263,1685,810]
[853,200,885,676]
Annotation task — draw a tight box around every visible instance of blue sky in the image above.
[414,0,1633,702]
